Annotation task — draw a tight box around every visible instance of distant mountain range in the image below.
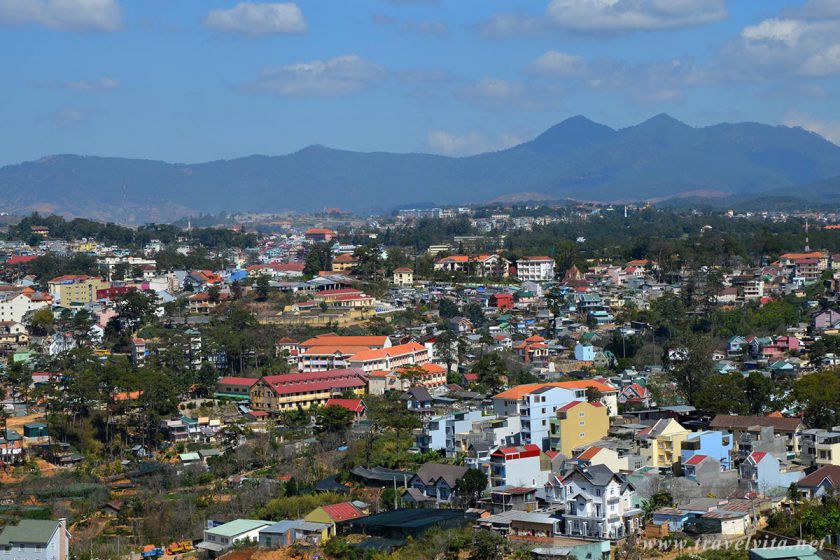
[2,113,840,223]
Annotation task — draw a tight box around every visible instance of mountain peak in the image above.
[523,115,615,153]
[638,113,690,129]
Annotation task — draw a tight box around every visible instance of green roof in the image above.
[0,520,60,545]
[179,452,200,461]
[207,519,272,538]
[748,545,818,560]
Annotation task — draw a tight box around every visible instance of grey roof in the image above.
[0,520,60,545]
[413,463,469,488]
[407,387,432,402]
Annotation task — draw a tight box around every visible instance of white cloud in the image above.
[784,113,840,145]
[54,76,120,91]
[782,0,840,20]
[55,107,86,127]
[204,2,306,36]
[427,129,522,156]
[545,0,727,33]
[456,78,563,111]
[402,20,448,37]
[0,0,122,31]
[477,0,726,38]
[526,51,586,77]
[244,54,384,97]
[723,17,840,78]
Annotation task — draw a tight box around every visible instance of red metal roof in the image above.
[320,502,364,522]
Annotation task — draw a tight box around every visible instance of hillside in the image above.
[1,114,839,222]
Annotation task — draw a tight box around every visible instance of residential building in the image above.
[740,451,804,495]
[305,502,365,536]
[680,431,734,471]
[196,519,272,555]
[47,275,109,308]
[214,377,258,401]
[258,520,332,548]
[408,463,470,506]
[489,487,538,514]
[637,419,690,468]
[0,289,52,324]
[347,342,430,373]
[297,335,391,372]
[249,369,368,413]
[545,464,641,539]
[331,253,357,272]
[0,519,69,560]
[433,254,510,277]
[304,228,337,242]
[796,465,840,499]
[515,257,555,282]
[748,545,820,560]
[710,415,803,459]
[392,267,414,286]
[799,429,840,467]
[549,401,609,457]
[397,362,447,389]
[488,444,549,488]
[0,429,24,465]
[492,381,619,431]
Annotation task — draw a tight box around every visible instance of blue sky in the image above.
[2,0,840,165]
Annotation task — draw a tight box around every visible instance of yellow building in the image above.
[304,502,366,538]
[815,434,840,466]
[47,275,110,309]
[549,400,609,456]
[249,369,368,413]
[638,418,690,468]
[331,253,358,272]
[393,267,414,286]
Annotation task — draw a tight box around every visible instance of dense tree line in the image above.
[9,213,256,249]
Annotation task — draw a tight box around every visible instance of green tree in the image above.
[667,334,714,406]
[438,298,459,319]
[455,468,488,507]
[695,373,748,415]
[254,274,271,301]
[472,352,508,394]
[25,307,54,336]
[793,369,840,429]
[318,404,354,434]
[304,243,333,276]
[745,371,775,415]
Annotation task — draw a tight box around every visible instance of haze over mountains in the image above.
[2,114,840,223]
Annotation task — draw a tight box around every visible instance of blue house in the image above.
[574,343,596,361]
[680,431,733,470]
[651,508,693,532]
[740,451,804,495]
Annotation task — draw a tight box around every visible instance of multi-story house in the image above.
[415,414,449,454]
[459,416,522,461]
[637,418,690,468]
[0,519,69,560]
[549,401,609,457]
[392,267,414,287]
[515,257,555,282]
[47,275,109,308]
[0,288,52,324]
[348,342,430,373]
[492,382,619,440]
[297,335,391,372]
[680,430,733,471]
[433,254,510,277]
[0,429,24,466]
[545,464,641,539]
[799,429,840,467]
[740,451,805,494]
[408,463,470,506]
[249,369,368,412]
[710,414,803,460]
[488,444,549,488]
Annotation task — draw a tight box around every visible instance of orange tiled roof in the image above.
[494,380,616,400]
[351,342,426,362]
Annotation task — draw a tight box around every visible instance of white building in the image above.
[515,257,555,282]
[0,518,70,560]
[0,291,51,324]
[488,444,549,488]
[545,464,641,539]
[197,519,272,555]
[492,382,619,451]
